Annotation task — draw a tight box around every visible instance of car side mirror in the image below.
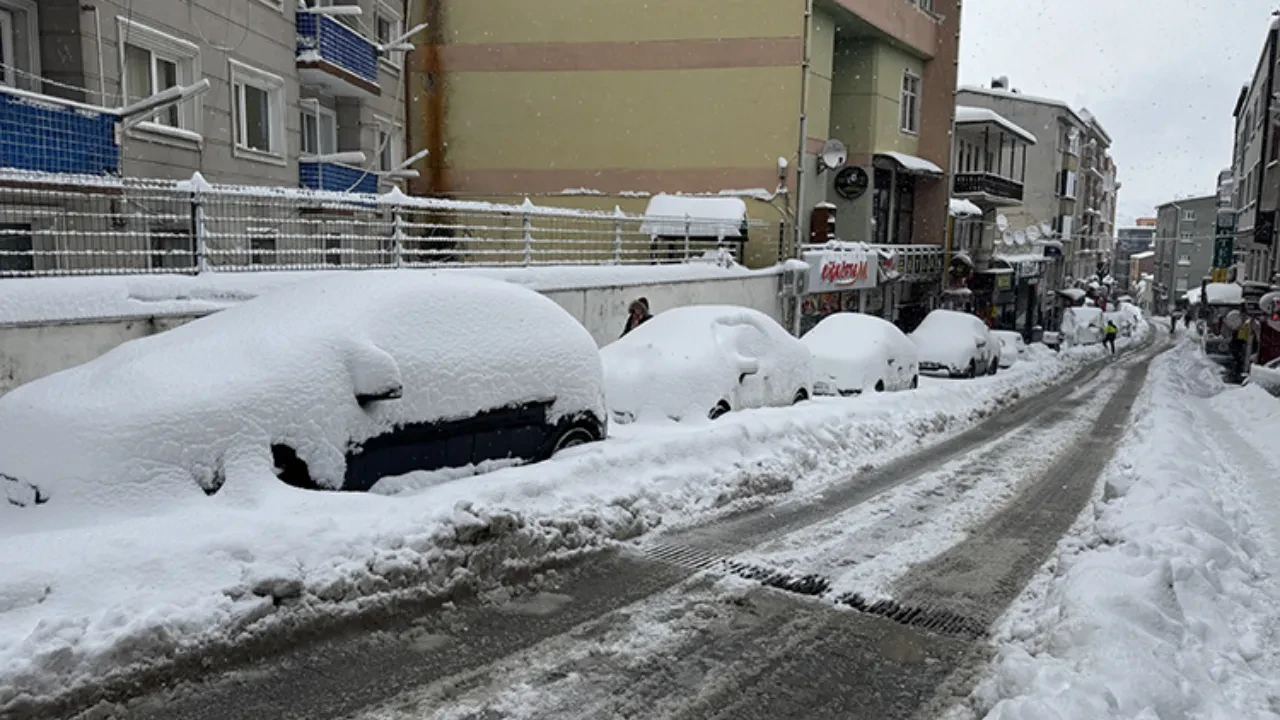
[738,358,760,383]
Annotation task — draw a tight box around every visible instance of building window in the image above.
[894,174,915,245]
[149,226,192,270]
[301,106,337,156]
[0,222,32,273]
[375,116,402,172]
[872,167,892,245]
[899,71,920,134]
[1181,209,1195,222]
[0,1,38,91]
[230,60,285,161]
[1175,277,1188,292]
[325,234,342,266]
[375,2,403,69]
[1177,254,1190,266]
[118,18,201,133]
[1179,231,1193,241]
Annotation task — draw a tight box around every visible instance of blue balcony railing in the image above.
[296,13,380,95]
[299,161,378,194]
[0,90,119,175]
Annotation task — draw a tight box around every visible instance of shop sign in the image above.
[803,248,878,293]
[995,273,1014,291]
[1017,261,1042,279]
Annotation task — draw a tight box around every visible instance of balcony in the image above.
[953,172,1024,206]
[0,88,119,176]
[299,161,378,194]
[296,13,380,97]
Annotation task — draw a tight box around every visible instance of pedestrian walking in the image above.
[1104,320,1119,355]
[1170,313,1177,336]
[620,297,653,338]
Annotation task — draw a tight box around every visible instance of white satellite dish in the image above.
[1026,225,1042,242]
[1039,222,1052,237]
[817,139,848,173]
[1003,233,1015,246]
[1014,230,1028,246]
[996,214,1010,233]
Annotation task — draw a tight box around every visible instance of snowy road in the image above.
[95,339,1167,720]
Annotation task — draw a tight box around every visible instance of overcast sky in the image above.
[959,0,1276,226]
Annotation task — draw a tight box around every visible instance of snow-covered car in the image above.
[1251,358,1280,396]
[800,312,919,395]
[991,330,1027,368]
[601,305,813,422]
[1062,306,1105,346]
[910,309,1000,378]
[0,273,607,516]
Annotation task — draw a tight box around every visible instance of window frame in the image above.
[375,0,404,72]
[301,105,338,157]
[374,114,403,174]
[0,0,38,90]
[899,70,920,135]
[118,17,202,145]
[229,59,287,165]
[248,228,279,266]
[1181,209,1195,222]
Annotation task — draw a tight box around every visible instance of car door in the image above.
[715,319,773,409]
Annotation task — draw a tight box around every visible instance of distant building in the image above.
[1135,217,1157,228]
[1229,17,1279,284]
[1114,225,1157,289]
[1154,194,1217,309]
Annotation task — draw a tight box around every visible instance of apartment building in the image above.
[1230,17,1278,284]
[955,83,1118,285]
[1114,223,1156,290]
[405,0,962,269]
[1154,194,1216,305]
[1,0,410,189]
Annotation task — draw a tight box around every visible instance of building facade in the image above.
[955,83,1118,286]
[1229,20,1278,285]
[406,0,962,268]
[1154,194,1217,307]
[1113,224,1156,290]
[1,0,410,189]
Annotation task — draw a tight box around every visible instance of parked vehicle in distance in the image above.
[911,309,1000,378]
[0,273,608,519]
[801,312,919,396]
[991,330,1027,368]
[601,305,813,422]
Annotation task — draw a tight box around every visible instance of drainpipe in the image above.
[793,0,813,258]
[81,4,107,104]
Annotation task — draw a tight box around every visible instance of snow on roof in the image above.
[1185,283,1244,305]
[994,253,1050,264]
[958,85,1089,128]
[640,194,747,238]
[877,152,943,176]
[1059,288,1087,301]
[1129,250,1156,260]
[954,106,1038,144]
[949,198,983,217]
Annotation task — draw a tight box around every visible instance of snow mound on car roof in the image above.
[0,272,604,530]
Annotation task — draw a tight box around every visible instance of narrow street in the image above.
[102,340,1164,720]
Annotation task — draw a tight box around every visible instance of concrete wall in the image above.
[0,273,784,395]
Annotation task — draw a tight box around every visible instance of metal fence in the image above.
[0,175,779,277]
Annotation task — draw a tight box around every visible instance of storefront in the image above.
[799,243,879,335]
[992,254,1052,336]
[877,245,946,332]
[970,269,1016,328]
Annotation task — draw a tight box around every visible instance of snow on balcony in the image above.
[299,160,378,194]
[296,13,380,97]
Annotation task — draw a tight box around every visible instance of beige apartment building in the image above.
[406,0,961,268]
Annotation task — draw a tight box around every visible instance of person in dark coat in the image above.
[621,297,653,337]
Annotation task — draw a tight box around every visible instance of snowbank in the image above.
[0,339,1126,715]
[0,264,778,326]
[965,340,1280,720]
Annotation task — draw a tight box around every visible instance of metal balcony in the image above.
[953,172,1024,205]
[297,13,380,97]
[0,88,119,176]
[299,161,378,194]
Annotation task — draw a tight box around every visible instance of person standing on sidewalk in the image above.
[1104,320,1119,355]
[620,297,653,338]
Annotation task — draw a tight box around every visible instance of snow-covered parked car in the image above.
[0,273,607,515]
[1061,306,1105,346]
[911,309,1000,378]
[601,305,813,422]
[991,330,1027,368]
[1251,357,1280,396]
[800,312,919,395]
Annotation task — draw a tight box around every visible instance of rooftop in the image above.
[954,105,1038,144]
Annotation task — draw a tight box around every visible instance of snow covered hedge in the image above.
[968,340,1280,720]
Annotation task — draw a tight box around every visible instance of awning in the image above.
[949,198,982,217]
[876,151,944,177]
[640,194,747,238]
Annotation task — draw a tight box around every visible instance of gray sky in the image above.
[959,0,1275,226]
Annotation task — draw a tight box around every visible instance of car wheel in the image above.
[966,361,977,379]
[874,380,885,392]
[910,375,919,389]
[709,400,732,420]
[792,388,809,404]
[551,426,596,455]
[989,360,999,375]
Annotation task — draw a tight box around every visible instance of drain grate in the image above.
[639,542,728,572]
[724,561,832,596]
[834,592,987,639]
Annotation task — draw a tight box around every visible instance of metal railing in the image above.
[0,173,777,278]
[953,172,1024,202]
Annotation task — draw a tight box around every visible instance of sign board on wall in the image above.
[802,247,878,293]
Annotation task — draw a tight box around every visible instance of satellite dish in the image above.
[1026,225,1042,242]
[1014,230,1028,246]
[817,139,848,173]
[996,214,1010,233]
[1003,232,1015,246]
[1040,222,1052,237]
